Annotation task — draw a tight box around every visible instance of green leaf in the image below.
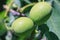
[38,24,49,40]
[0,11,6,19]
[0,20,7,36]
[47,0,60,39]
[0,0,7,12]
[45,32,59,40]
[0,0,12,36]
[0,11,7,36]
[6,0,12,5]
[38,24,49,33]
[29,0,38,2]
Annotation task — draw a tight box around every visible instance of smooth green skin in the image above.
[29,2,52,24]
[12,17,34,33]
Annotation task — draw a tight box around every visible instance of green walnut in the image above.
[29,2,52,25]
[11,17,34,33]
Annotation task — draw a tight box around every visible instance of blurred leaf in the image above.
[0,11,5,19]
[0,11,6,33]
[14,0,21,7]
[0,0,13,36]
[20,0,28,7]
[0,0,14,18]
[45,32,59,40]
[38,24,49,33]
[0,21,7,36]
[38,24,49,40]
[41,35,47,40]
[29,0,38,2]
[0,0,13,26]
[24,0,31,4]
[6,0,12,5]
[47,0,60,39]
[0,0,7,12]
